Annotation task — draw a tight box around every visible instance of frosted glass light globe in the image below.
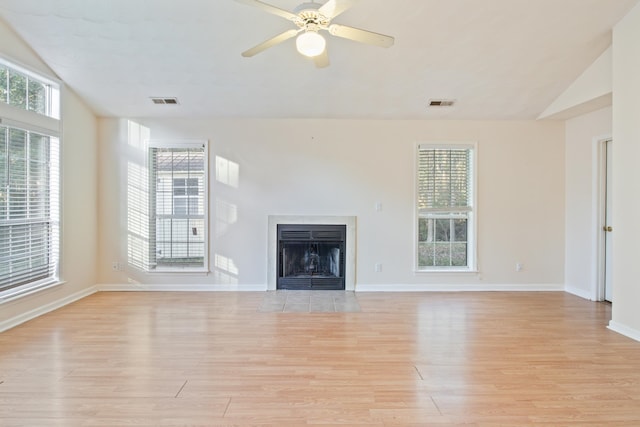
[296,31,326,57]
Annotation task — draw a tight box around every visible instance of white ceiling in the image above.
[0,0,638,120]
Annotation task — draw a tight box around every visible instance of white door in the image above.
[604,139,613,302]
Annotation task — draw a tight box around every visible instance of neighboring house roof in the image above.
[155,151,204,173]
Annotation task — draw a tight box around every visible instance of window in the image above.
[0,58,60,119]
[0,125,60,294]
[172,178,200,215]
[0,58,61,300]
[149,142,207,271]
[416,143,475,270]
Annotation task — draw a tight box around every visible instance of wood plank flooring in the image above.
[1,291,639,426]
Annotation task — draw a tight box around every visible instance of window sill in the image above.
[146,268,210,276]
[0,280,66,305]
[414,269,479,275]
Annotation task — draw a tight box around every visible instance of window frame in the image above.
[0,56,61,120]
[147,140,209,273]
[0,56,62,303]
[414,142,478,273]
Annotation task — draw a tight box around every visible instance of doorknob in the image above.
[603,226,613,232]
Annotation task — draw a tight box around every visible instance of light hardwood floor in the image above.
[1,291,639,426]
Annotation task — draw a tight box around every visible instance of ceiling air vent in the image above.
[150,97,179,105]
[428,99,456,108]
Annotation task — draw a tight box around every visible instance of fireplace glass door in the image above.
[277,224,345,290]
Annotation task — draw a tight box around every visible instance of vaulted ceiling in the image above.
[0,0,637,119]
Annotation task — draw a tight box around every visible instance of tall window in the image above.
[0,58,60,299]
[416,143,475,270]
[149,142,207,271]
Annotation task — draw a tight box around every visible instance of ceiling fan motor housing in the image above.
[294,2,330,29]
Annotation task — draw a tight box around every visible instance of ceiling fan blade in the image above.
[234,0,298,21]
[313,49,330,68]
[241,29,300,57]
[318,0,358,19]
[328,24,394,48]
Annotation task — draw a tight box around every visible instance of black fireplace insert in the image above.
[277,224,346,290]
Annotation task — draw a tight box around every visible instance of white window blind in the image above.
[417,144,475,270]
[0,124,60,293]
[149,143,207,271]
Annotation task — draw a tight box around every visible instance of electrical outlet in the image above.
[112,261,121,271]
[516,262,523,272]
[375,263,382,273]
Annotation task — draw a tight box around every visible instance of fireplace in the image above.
[267,215,356,291]
[277,224,346,290]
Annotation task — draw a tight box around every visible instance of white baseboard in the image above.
[98,283,565,293]
[608,321,640,343]
[355,283,564,292]
[98,283,267,292]
[564,286,593,300]
[0,285,98,333]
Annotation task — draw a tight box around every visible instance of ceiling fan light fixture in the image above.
[296,30,326,57]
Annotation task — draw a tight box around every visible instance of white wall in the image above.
[98,118,565,290]
[610,2,640,340]
[0,19,98,329]
[564,107,612,299]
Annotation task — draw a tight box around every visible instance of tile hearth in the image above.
[258,291,361,313]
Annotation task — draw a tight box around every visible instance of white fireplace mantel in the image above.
[267,215,356,291]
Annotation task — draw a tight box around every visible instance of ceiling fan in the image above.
[235,0,395,68]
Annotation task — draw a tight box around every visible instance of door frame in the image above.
[594,136,612,301]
